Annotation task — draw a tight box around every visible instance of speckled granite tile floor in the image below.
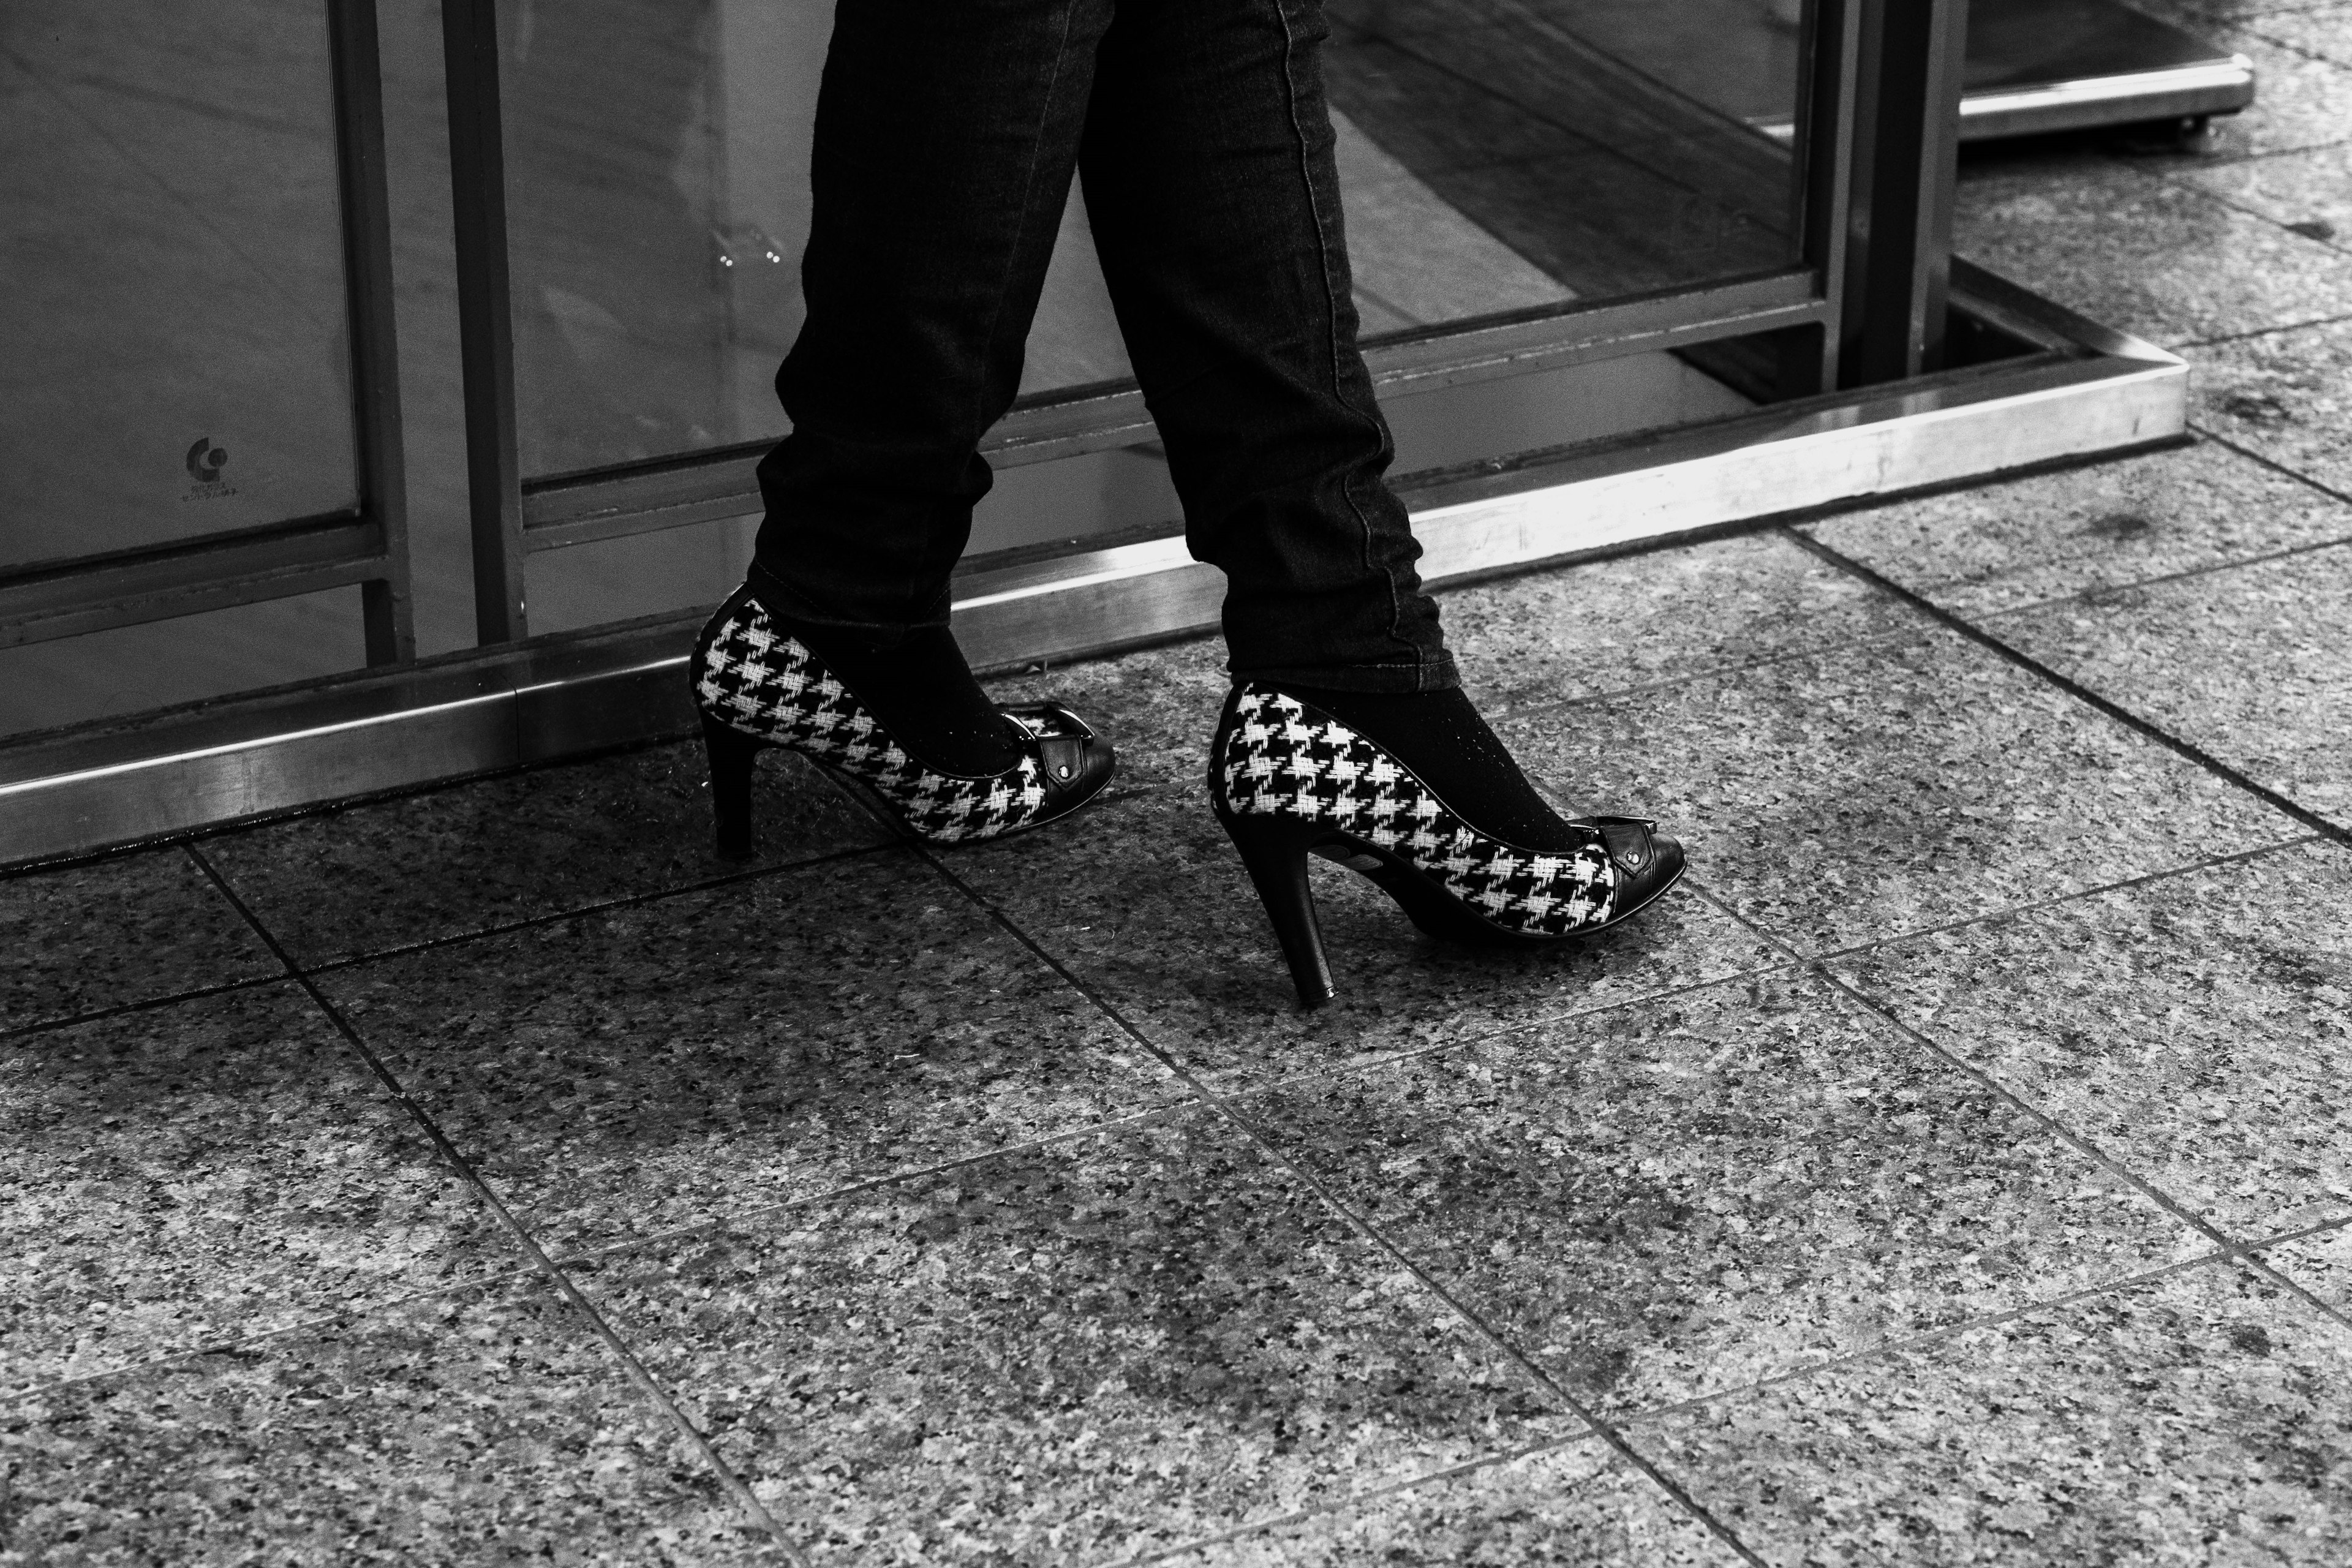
[11,23,2352,1563]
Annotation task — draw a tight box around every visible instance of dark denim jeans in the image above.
[748,0,1456,693]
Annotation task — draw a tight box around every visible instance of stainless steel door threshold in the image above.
[0,264,2183,869]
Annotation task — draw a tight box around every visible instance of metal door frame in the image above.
[443,0,1971,638]
[13,0,2213,876]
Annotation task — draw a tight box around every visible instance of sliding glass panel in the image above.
[0,1,358,571]
[496,0,785,477]
[497,0,1809,481]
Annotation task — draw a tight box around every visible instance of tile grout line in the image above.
[914,848,1773,1568]
[176,842,809,1567]
[0,840,912,1046]
[1609,1243,2332,1428]
[1781,526,2351,845]
[1484,464,2345,752]
[2146,168,2352,261]
[2154,310,2352,355]
[1484,429,2349,732]
[1199,818,2303,1128]
[2189,422,2352,514]
[1131,1216,2352,1564]
[1684,876,2253,1238]
[530,1100,1196,1271]
[1966,531,2352,628]
[2244,16,2352,67]
[0,971,290,1046]
[288,838,910,979]
[1483,620,1936,728]
[1827,959,2352,1344]
[1799,832,2326,965]
[1100,1437,1612,1568]
[1145,1202,2352,1566]
[5,1262,543,1408]
[2160,134,2352,172]
[0,835,197,885]
[2171,305,2352,353]
[4,1096,1191,1414]
[1681,876,2352,1344]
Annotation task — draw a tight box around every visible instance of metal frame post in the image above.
[328,0,414,665]
[1785,0,1864,394]
[1836,0,1971,385]
[441,0,529,644]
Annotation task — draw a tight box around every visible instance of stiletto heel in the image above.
[691,585,1115,846]
[703,711,764,861]
[1219,812,1337,1009]
[1208,683,1685,1003]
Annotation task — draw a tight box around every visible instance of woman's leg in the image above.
[1077,0,1451,695]
[1077,0,1566,826]
[1077,0,1683,1004]
[742,0,1112,773]
[693,0,1118,847]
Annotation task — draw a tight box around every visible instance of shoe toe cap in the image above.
[1616,831,1685,913]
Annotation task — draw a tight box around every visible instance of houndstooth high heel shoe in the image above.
[1210,683,1684,1007]
[693,586,1115,855]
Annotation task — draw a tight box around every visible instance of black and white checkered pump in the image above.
[1210,684,1684,1007]
[692,587,1115,854]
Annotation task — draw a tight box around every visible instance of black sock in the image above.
[778,618,1019,775]
[1276,684,1580,851]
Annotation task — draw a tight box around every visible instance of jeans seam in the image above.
[1270,0,1421,679]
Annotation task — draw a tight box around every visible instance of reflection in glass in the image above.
[0,590,366,739]
[1327,0,1803,320]
[0,2,359,570]
[497,0,1803,480]
[499,0,789,476]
